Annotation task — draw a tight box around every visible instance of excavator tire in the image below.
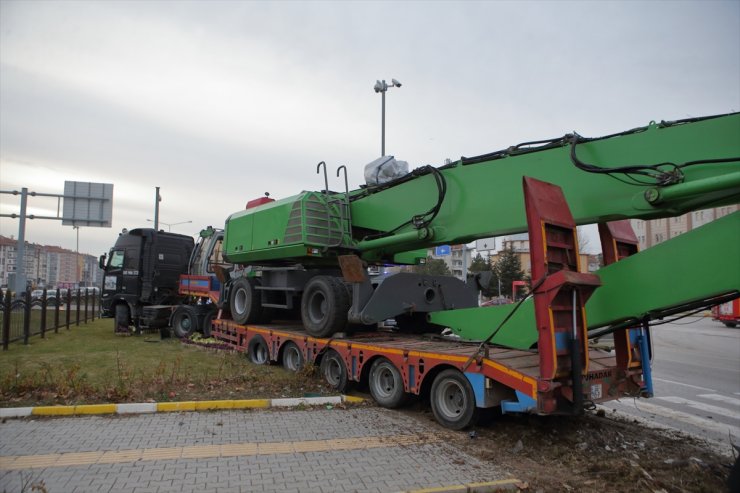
[301,276,349,338]
[229,277,262,325]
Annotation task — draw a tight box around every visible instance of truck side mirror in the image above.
[99,254,106,269]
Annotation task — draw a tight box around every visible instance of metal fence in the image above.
[0,287,99,350]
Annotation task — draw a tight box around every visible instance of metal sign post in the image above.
[1,181,113,297]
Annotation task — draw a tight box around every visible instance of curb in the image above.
[0,395,366,419]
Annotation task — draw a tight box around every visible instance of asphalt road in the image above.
[600,316,740,453]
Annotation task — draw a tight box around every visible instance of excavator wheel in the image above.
[301,276,350,338]
[229,277,262,325]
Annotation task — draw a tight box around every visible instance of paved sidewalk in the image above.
[0,407,513,492]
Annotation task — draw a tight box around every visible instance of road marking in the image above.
[655,396,740,420]
[615,399,740,438]
[698,394,740,408]
[0,432,440,471]
[653,377,717,393]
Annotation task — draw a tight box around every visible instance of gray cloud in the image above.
[1,0,738,256]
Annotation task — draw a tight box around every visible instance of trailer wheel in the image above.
[281,342,304,372]
[430,369,478,430]
[247,335,270,365]
[230,277,262,325]
[301,276,349,337]
[369,358,408,409]
[114,304,130,334]
[320,349,350,393]
[172,305,199,338]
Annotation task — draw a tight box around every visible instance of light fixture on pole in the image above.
[373,78,402,156]
[146,219,192,232]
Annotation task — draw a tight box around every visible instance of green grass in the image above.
[0,319,330,407]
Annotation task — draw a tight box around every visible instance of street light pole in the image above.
[381,89,386,156]
[146,219,192,232]
[154,187,161,231]
[374,79,402,156]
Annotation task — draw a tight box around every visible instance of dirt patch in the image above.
[404,405,737,493]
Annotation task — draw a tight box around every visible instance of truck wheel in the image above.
[723,322,737,328]
[200,308,216,337]
[281,342,304,372]
[247,335,270,365]
[114,304,130,334]
[320,349,350,393]
[368,358,408,408]
[230,278,262,325]
[172,305,199,338]
[430,369,478,430]
[301,276,349,337]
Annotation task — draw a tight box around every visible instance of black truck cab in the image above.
[100,228,194,332]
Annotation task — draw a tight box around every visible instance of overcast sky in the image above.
[1,0,739,257]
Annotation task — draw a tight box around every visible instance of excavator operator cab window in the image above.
[207,238,224,273]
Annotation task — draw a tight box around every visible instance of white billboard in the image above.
[62,181,113,227]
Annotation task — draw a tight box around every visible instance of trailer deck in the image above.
[212,319,635,419]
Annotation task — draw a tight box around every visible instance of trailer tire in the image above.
[369,358,408,409]
[320,349,350,393]
[247,335,270,365]
[172,305,199,339]
[430,369,478,430]
[114,304,130,334]
[301,276,349,338]
[230,277,262,325]
[281,342,304,372]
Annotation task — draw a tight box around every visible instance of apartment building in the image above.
[630,205,738,250]
[0,235,102,289]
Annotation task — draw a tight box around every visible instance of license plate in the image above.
[590,383,603,400]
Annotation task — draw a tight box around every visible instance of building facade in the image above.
[429,244,473,281]
[630,205,738,250]
[0,235,102,290]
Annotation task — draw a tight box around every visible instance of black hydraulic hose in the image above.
[361,165,447,242]
[568,134,682,186]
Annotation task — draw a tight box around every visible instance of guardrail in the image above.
[0,287,99,350]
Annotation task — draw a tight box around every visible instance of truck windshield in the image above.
[108,250,124,269]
